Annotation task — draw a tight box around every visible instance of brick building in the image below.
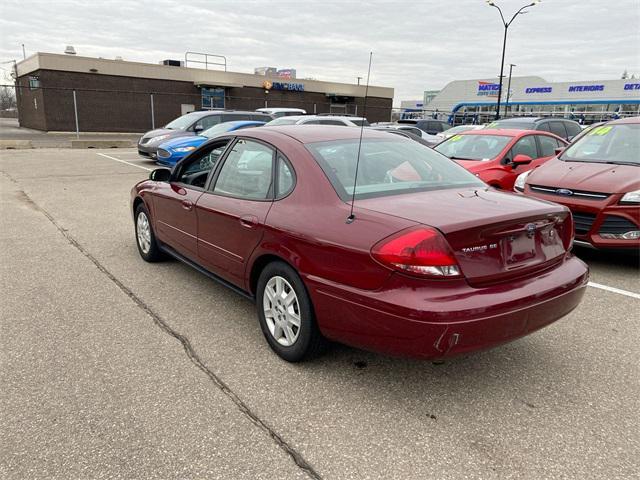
[15,53,394,132]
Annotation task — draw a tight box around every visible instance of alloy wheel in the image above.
[263,276,301,347]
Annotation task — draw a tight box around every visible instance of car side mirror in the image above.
[193,124,204,133]
[554,147,565,156]
[512,154,533,166]
[149,168,171,182]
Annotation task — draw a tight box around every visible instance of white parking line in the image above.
[96,152,152,171]
[588,282,640,300]
[95,149,640,301]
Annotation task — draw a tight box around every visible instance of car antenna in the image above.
[346,51,373,224]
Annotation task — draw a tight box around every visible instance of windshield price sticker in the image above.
[450,135,463,142]
[588,126,613,136]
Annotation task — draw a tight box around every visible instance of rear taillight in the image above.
[563,213,575,250]
[371,227,462,278]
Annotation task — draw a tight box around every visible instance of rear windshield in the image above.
[434,134,511,160]
[560,124,639,166]
[165,112,204,130]
[306,138,483,201]
[266,117,300,126]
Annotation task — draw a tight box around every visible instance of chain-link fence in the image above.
[4,84,395,134]
[4,83,638,133]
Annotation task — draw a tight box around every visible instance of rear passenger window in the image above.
[537,122,550,132]
[537,135,560,157]
[548,121,568,139]
[213,139,274,200]
[276,155,295,198]
[223,113,253,122]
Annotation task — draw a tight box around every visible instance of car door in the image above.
[498,135,539,189]
[547,121,569,140]
[152,140,229,260]
[195,138,276,288]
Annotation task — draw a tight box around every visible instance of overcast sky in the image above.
[1,0,639,104]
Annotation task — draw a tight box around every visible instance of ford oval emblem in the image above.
[556,188,574,196]
[526,223,536,238]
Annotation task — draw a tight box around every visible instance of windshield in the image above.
[446,125,475,135]
[266,117,300,126]
[202,122,237,138]
[165,112,202,130]
[434,134,511,160]
[560,124,640,165]
[306,138,483,200]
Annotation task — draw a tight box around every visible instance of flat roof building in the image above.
[425,76,640,123]
[15,53,394,132]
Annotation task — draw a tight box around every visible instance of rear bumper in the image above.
[305,255,588,359]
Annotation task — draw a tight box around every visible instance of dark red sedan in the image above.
[517,117,640,250]
[434,129,568,190]
[131,126,588,362]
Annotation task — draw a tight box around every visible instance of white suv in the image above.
[265,115,369,127]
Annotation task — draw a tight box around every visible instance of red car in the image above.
[434,129,568,190]
[131,126,588,362]
[516,117,640,250]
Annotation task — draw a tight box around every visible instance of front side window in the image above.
[435,134,511,160]
[510,135,538,159]
[307,138,483,201]
[213,139,274,200]
[560,124,640,166]
[317,119,347,126]
[176,142,229,188]
[195,115,222,131]
[537,135,561,157]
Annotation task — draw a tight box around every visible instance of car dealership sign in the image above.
[272,81,305,92]
[477,81,500,97]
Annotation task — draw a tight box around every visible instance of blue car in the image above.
[155,120,265,166]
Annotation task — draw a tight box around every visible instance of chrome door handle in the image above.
[181,200,193,211]
[240,215,258,228]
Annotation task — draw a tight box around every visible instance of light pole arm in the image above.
[507,3,535,27]
[490,3,507,26]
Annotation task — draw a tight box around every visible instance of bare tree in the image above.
[0,86,17,110]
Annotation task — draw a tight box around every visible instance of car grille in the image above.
[529,185,609,200]
[598,215,638,235]
[572,211,597,235]
[138,150,151,158]
[157,148,171,158]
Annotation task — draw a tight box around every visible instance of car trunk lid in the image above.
[357,188,572,286]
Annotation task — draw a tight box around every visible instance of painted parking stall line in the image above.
[588,282,640,300]
[96,152,153,171]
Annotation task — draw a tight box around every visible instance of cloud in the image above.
[1,0,638,105]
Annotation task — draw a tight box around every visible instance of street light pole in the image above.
[505,63,516,117]
[486,1,538,120]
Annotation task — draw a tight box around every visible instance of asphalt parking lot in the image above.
[1,147,639,480]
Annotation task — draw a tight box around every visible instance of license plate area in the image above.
[503,232,536,266]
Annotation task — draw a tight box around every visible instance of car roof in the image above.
[458,128,538,137]
[225,120,265,126]
[192,110,269,117]
[606,116,640,125]
[234,124,400,144]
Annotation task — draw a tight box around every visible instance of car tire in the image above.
[256,261,326,362]
[134,203,163,262]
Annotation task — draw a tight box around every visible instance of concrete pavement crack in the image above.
[3,171,323,480]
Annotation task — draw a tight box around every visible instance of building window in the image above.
[201,87,225,109]
[28,76,40,90]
